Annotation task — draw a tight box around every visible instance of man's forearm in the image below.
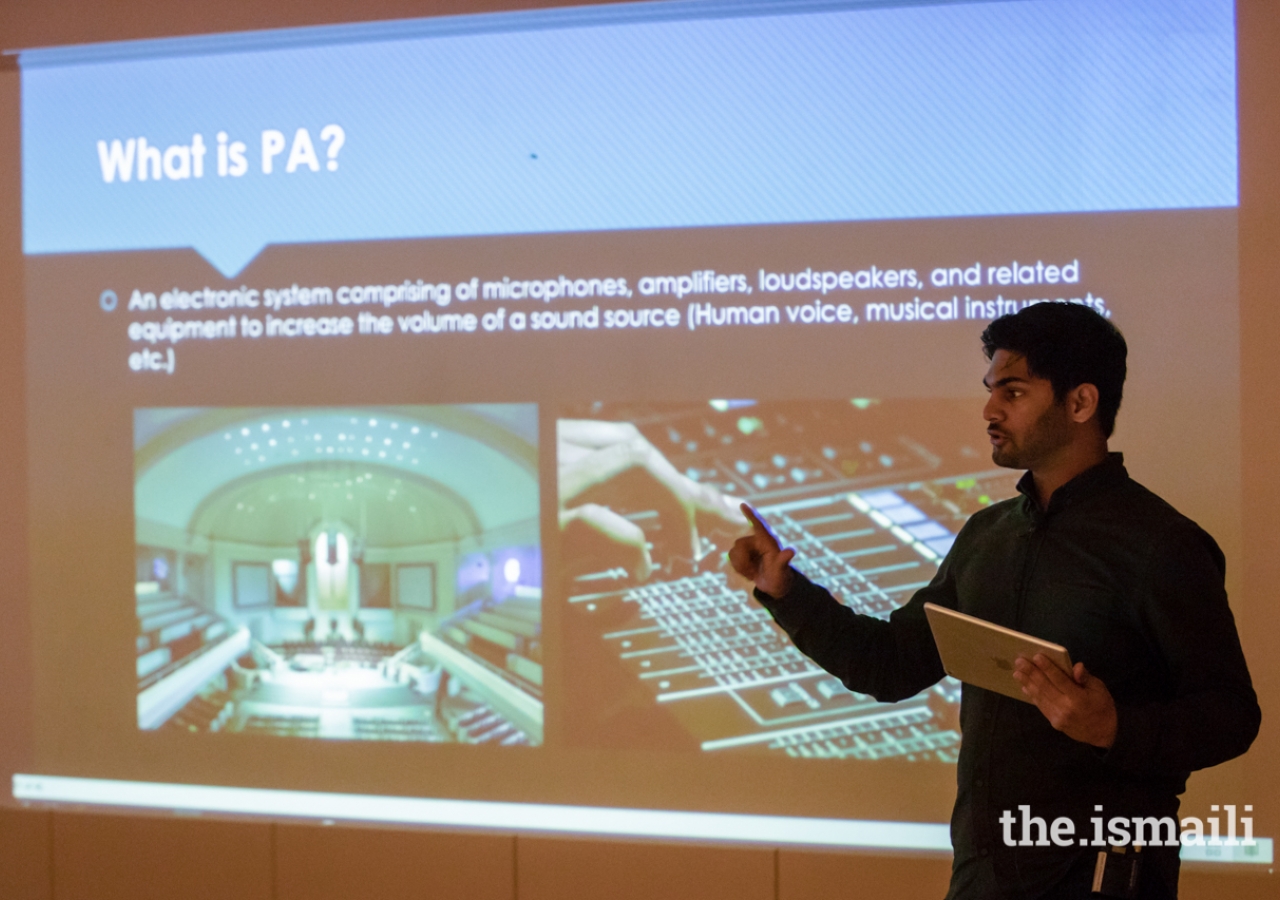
[1104,687,1261,777]
[754,570,944,702]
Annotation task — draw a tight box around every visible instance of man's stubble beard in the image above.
[991,401,1073,470]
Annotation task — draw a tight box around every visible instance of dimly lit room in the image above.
[1,2,1277,899]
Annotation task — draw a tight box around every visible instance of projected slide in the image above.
[15,0,1259,855]
[133,405,542,744]
[559,399,1010,756]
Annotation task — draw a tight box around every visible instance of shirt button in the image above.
[980,848,990,857]
[975,779,985,788]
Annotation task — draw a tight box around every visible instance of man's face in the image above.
[982,350,1071,470]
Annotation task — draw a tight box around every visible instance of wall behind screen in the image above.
[0,2,1278,899]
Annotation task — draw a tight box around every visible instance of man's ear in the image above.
[1066,383,1100,425]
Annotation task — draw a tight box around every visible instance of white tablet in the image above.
[923,602,1073,703]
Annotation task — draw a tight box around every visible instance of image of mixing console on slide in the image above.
[133,404,542,744]
[560,399,1019,757]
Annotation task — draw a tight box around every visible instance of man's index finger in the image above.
[1032,654,1076,694]
[740,503,781,545]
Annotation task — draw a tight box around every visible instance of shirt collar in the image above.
[1015,452,1128,514]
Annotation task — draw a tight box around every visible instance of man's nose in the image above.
[983,395,1000,422]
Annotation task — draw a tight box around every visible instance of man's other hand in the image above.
[1013,654,1118,749]
[729,503,796,598]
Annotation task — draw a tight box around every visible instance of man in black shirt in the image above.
[730,303,1259,899]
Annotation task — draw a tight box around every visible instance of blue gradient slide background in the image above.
[21,0,1236,276]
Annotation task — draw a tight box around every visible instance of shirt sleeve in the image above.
[1103,520,1261,775]
[753,556,954,703]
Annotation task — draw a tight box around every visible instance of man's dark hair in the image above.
[981,302,1127,438]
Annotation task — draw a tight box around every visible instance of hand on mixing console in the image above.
[729,504,796,598]
[558,419,744,581]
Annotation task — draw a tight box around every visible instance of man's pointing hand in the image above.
[729,503,796,597]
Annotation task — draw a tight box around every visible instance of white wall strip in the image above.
[14,773,948,850]
[12,774,1272,864]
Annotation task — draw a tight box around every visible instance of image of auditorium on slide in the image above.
[133,405,542,745]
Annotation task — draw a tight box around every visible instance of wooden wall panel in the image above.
[275,823,514,900]
[0,808,52,900]
[516,837,775,900]
[1237,0,1280,852]
[52,813,272,900]
[1181,869,1277,900]
[779,850,951,900]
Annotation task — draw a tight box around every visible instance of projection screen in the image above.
[7,0,1272,867]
